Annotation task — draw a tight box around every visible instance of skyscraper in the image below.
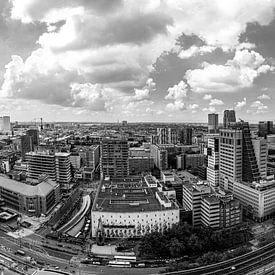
[208,113,219,133]
[223,110,236,128]
[0,116,11,132]
[100,138,129,179]
[168,128,178,144]
[157,128,169,144]
[27,129,39,146]
[252,138,267,179]
[179,127,192,145]
[206,137,220,186]
[258,121,273,138]
[21,135,34,161]
[219,128,243,191]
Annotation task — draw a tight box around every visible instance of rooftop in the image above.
[0,176,58,197]
[92,177,177,213]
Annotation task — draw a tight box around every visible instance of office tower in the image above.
[206,137,220,186]
[239,122,261,183]
[208,113,219,133]
[150,144,168,170]
[223,110,236,128]
[55,153,72,185]
[179,127,192,145]
[122,120,127,126]
[258,121,273,138]
[157,128,169,144]
[100,139,129,179]
[219,128,243,191]
[27,129,39,146]
[2,116,10,131]
[252,138,267,179]
[21,135,34,161]
[168,128,178,144]
[26,152,56,181]
[26,152,72,185]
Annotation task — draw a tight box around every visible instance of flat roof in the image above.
[92,177,177,212]
[0,176,58,197]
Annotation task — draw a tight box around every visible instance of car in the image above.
[231,266,236,270]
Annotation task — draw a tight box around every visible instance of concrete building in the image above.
[219,128,243,192]
[206,137,219,186]
[208,113,219,133]
[20,135,34,161]
[233,180,275,221]
[26,152,72,185]
[157,128,169,144]
[179,127,193,145]
[0,175,60,216]
[100,139,129,179]
[258,121,273,138]
[0,116,11,132]
[177,153,205,170]
[26,129,39,146]
[223,110,236,128]
[183,181,241,228]
[150,144,168,170]
[91,177,179,238]
[168,128,178,144]
[252,138,267,179]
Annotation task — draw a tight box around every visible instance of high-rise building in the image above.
[208,113,219,133]
[168,128,178,144]
[21,135,34,161]
[0,116,11,132]
[150,144,168,170]
[223,110,236,128]
[206,137,220,186]
[100,139,129,179]
[219,128,243,191]
[27,129,39,146]
[252,138,267,179]
[220,122,261,192]
[258,121,273,138]
[157,128,169,144]
[179,127,192,145]
[26,152,72,185]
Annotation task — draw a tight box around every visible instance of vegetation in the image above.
[138,222,252,259]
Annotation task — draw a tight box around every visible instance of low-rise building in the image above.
[91,177,179,238]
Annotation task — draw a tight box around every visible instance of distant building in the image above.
[252,138,267,179]
[150,144,168,170]
[157,128,169,144]
[179,127,192,145]
[0,116,11,132]
[26,129,39,146]
[258,121,273,138]
[177,153,204,170]
[168,128,178,144]
[208,113,219,133]
[223,110,236,128]
[0,175,60,216]
[21,135,34,161]
[100,139,129,179]
[122,120,127,126]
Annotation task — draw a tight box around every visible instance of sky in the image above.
[1,0,275,123]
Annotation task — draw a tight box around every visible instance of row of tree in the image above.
[138,222,252,259]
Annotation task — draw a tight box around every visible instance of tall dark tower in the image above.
[223,110,236,128]
[40,118,43,130]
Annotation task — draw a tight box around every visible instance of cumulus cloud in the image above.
[165,80,188,101]
[235,97,247,109]
[209,98,224,106]
[257,94,271,100]
[203,94,212,100]
[178,45,216,59]
[202,106,216,113]
[166,100,186,111]
[185,49,273,93]
[250,100,268,113]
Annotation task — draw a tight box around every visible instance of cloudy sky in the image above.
[1,0,275,123]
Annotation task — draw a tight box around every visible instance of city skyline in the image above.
[1,1,275,123]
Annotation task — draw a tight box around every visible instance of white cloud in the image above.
[189,103,199,109]
[165,80,188,100]
[203,94,212,100]
[209,98,224,106]
[166,100,186,111]
[202,106,216,113]
[235,97,247,109]
[250,100,268,113]
[178,45,216,59]
[185,49,273,93]
[257,94,271,100]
